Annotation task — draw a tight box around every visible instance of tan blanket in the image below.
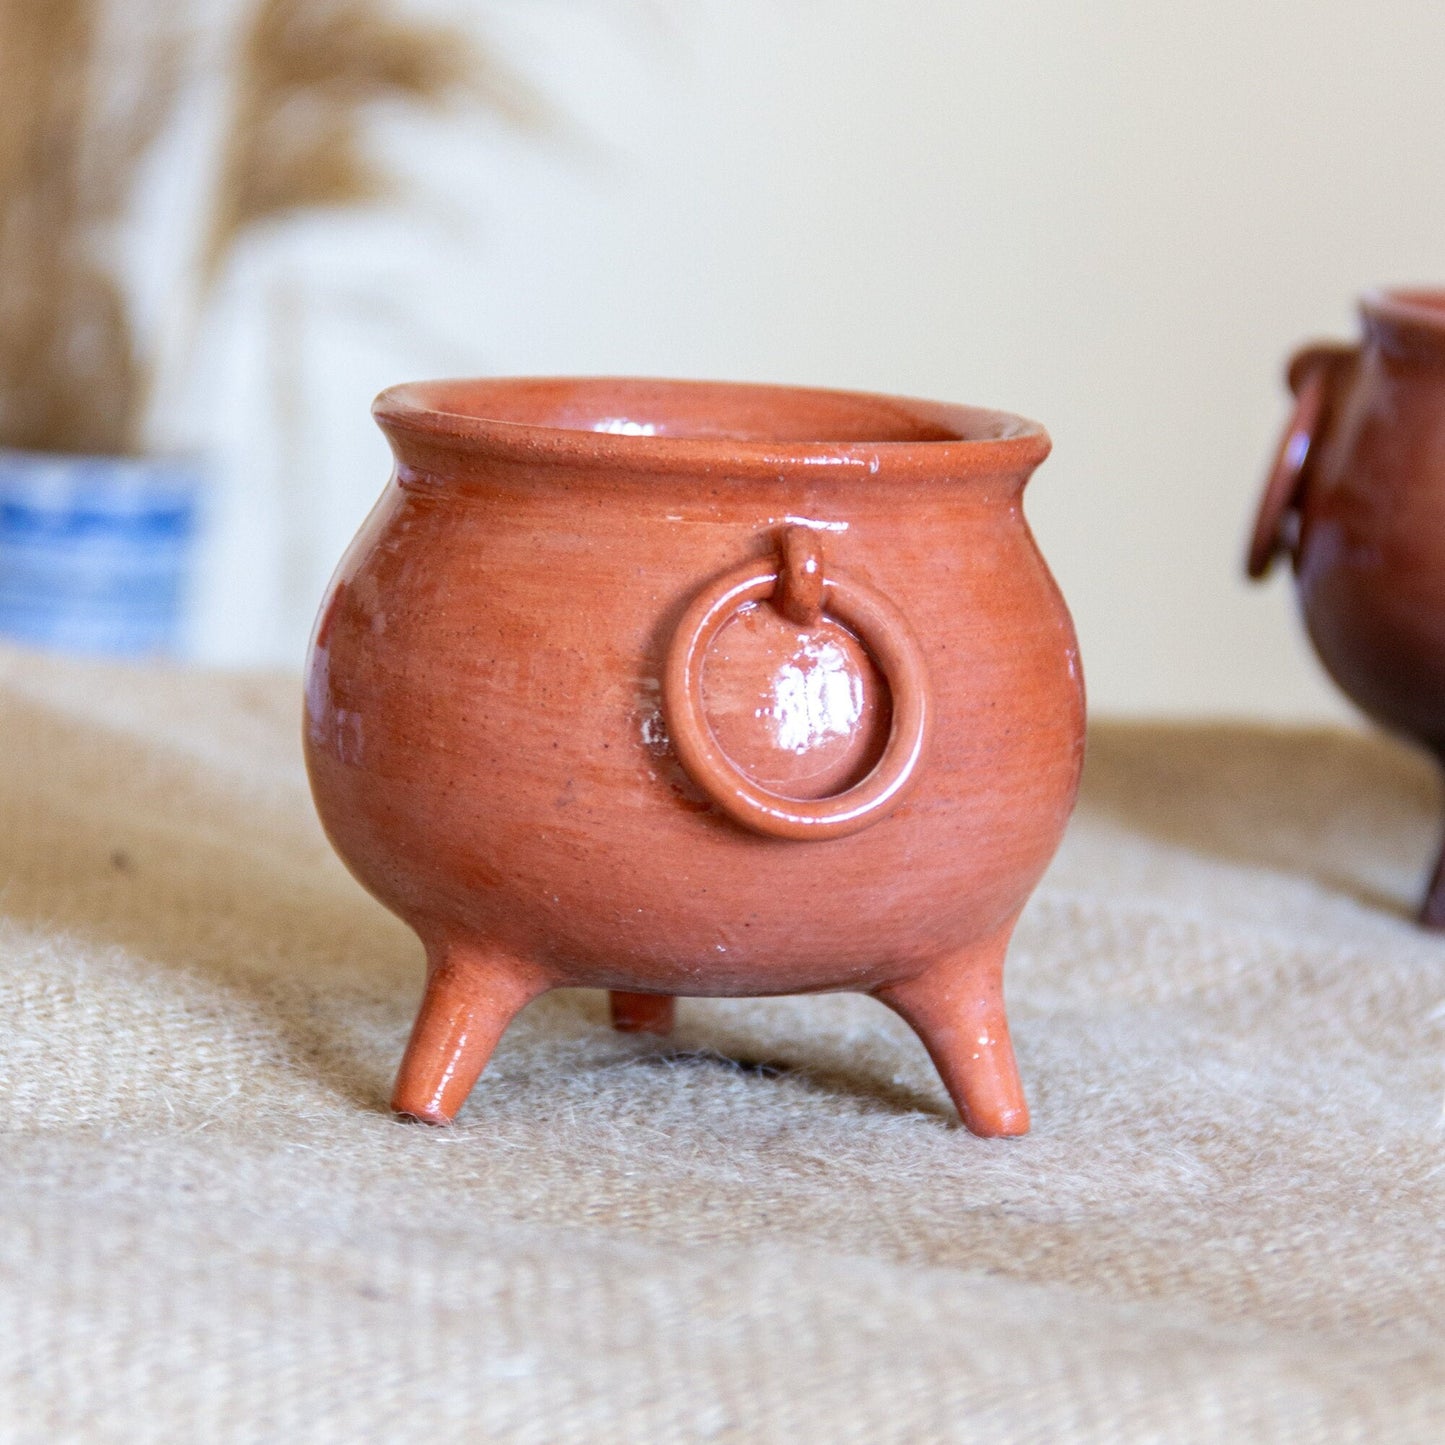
[2,646,1443,1442]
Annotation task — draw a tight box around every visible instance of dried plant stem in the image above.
[200,0,547,287]
[149,0,546,452]
[0,0,544,458]
[0,0,181,454]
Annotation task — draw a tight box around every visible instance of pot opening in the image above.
[397,378,1009,444]
[373,376,1049,476]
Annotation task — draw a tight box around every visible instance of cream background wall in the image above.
[188,0,1445,724]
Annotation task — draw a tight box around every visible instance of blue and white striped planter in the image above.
[0,449,203,656]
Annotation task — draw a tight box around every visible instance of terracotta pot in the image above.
[305,378,1085,1135]
[1249,289,1445,926]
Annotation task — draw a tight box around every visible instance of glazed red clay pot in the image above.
[1249,289,1445,927]
[305,378,1085,1135]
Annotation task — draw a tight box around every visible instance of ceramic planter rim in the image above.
[373,375,1051,481]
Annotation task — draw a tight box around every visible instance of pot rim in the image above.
[372,376,1051,479]
[1360,288,1445,357]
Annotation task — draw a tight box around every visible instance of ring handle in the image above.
[661,527,931,842]
[1247,343,1355,580]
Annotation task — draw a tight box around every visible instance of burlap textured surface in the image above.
[1,644,1443,1442]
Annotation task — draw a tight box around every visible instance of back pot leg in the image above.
[875,921,1030,1138]
[1422,823,1445,930]
[391,939,550,1124]
[609,991,676,1035]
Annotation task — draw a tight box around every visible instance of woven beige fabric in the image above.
[1,644,1444,1443]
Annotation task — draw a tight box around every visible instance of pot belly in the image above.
[1298,457,1445,751]
[304,486,1084,994]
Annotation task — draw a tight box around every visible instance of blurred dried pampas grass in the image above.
[0,0,538,456]
[0,0,182,453]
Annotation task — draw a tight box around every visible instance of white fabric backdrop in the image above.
[173,0,1444,730]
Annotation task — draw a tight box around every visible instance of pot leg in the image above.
[1422,826,1445,930]
[391,940,550,1124]
[609,991,676,1034]
[875,922,1029,1137]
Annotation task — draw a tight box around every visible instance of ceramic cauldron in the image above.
[305,378,1085,1135]
[1249,290,1445,927]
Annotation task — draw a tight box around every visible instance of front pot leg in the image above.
[392,939,550,1124]
[875,922,1030,1137]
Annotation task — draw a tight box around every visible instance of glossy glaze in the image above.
[1249,290,1445,926]
[305,378,1086,1134]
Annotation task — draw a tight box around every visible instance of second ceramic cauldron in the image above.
[1249,289,1445,926]
[305,379,1085,1135]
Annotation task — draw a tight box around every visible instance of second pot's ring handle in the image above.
[1247,343,1355,580]
[662,527,931,842]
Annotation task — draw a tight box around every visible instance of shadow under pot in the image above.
[304,377,1086,1135]
[1248,287,1445,927]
